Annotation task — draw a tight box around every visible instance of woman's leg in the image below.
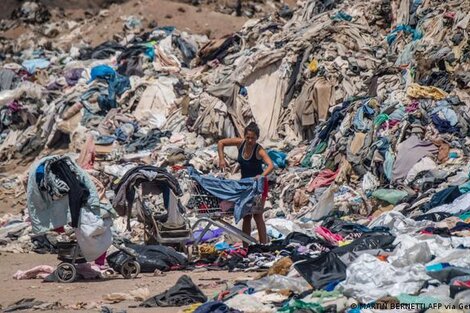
[242,215,252,236]
[242,215,252,248]
[253,213,267,244]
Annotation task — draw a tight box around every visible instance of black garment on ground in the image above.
[322,218,390,236]
[422,226,452,237]
[318,101,350,141]
[431,114,460,134]
[450,222,470,233]
[294,252,347,289]
[140,275,207,307]
[117,56,144,77]
[413,212,452,222]
[422,185,462,212]
[50,159,89,228]
[107,244,187,272]
[79,41,125,60]
[248,240,287,254]
[172,35,197,66]
[420,71,454,92]
[450,285,470,298]
[194,301,242,313]
[282,232,318,246]
[197,35,240,64]
[116,46,147,77]
[125,128,172,152]
[3,298,45,312]
[331,234,396,256]
[31,234,57,254]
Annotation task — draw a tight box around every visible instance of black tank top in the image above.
[238,141,263,178]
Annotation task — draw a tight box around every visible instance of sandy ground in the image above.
[0,0,251,43]
[0,252,254,312]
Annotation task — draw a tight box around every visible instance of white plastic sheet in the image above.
[388,234,432,267]
[225,294,276,313]
[368,211,433,236]
[337,254,430,303]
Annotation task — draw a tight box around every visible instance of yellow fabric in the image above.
[338,240,352,246]
[308,59,318,72]
[406,83,447,100]
[199,244,218,258]
[182,303,203,313]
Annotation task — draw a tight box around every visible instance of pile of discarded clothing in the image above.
[1,0,470,310]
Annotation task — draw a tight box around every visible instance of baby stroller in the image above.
[112,165,192,254]
[26,155,141,283]
[56,241,140,283]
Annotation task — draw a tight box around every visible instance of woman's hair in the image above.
[244,121,260,138]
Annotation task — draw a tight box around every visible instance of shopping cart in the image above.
[176,168,259,254]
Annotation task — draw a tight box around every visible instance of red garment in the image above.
[453,280,470,288]
[307,169,339,192]
[381,119,400,129]
[315,226,343,244]
[406,101,419,113]
[262,179,269,201]
[94,252,106,266]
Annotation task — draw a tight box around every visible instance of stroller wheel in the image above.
[56,262,77,283]
[120,260,140,279]
[179,243,191,261]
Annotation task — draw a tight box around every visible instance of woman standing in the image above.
[217,122,274,244]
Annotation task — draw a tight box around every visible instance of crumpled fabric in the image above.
[112,165,182,227]
[75,209,113,261]
[13,265,55,280]
[188,167,264,223]
[268,150,288,169]
[431,113,460,133]
[362,172,380,193]
[22,58,50,74]
[405,157,438,184]
[388,234,432,267]
[295,252,347,289]
[406,83,447,100]
[368,211,433,236]
[27,155,103,233]
[306,168,339,192]
[315,226,343,244]
[141,275,207,307]
[387,24,423,45]
[353,100,375,131]
[422,186,462,212]
[194,301,242,313]
[337,253,430,303]
[372,189,408,205]
[427,192,470,215]
[85,64,131,113]
[392,135,438,182]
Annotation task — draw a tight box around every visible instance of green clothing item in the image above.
[374,113,390,126]
[278,300,324,313]
[372,188,408,205]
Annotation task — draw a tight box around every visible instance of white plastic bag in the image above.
[76,210,112,261]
